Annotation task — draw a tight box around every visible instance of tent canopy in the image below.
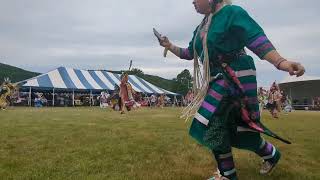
[21,67,178,95]
[280,75,320,84]
[279,75,320,106]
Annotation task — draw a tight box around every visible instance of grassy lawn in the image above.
[0,107,319,180]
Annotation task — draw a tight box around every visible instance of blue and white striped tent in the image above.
[21,67,178,95]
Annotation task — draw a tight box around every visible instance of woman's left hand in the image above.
[280,60,305,77]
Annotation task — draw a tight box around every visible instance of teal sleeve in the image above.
[180,26,199,60]
[230,6,276,59]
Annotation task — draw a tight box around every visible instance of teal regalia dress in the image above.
[178,5,287,179]
[180,5,289,152]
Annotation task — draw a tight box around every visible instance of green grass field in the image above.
[0,107,319,180]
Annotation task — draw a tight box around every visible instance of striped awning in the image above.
[21,67,178,95]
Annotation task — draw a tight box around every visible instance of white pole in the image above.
[28,87,31,106]
[90,90,92,106]
[52,88,55,107]
[72,89,75,107]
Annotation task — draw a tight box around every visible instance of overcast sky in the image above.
[0,0,319,87]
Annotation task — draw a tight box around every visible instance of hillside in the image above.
[0,63,40,84]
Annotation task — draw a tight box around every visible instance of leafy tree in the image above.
[173,69,193,95]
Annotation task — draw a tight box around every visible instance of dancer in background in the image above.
[119,73,136,114]
[99,91,110,108]
[0,78,17,110]
[267,82,282,118]
[258,87,267,114]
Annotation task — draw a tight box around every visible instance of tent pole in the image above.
[52,88,55,107]
[28,87,32,107]
[90,90,92,107]
[72,89,75,107]
[72,89,74,107]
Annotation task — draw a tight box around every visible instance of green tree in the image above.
[173,69,192,95]
[129,68,144,77]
